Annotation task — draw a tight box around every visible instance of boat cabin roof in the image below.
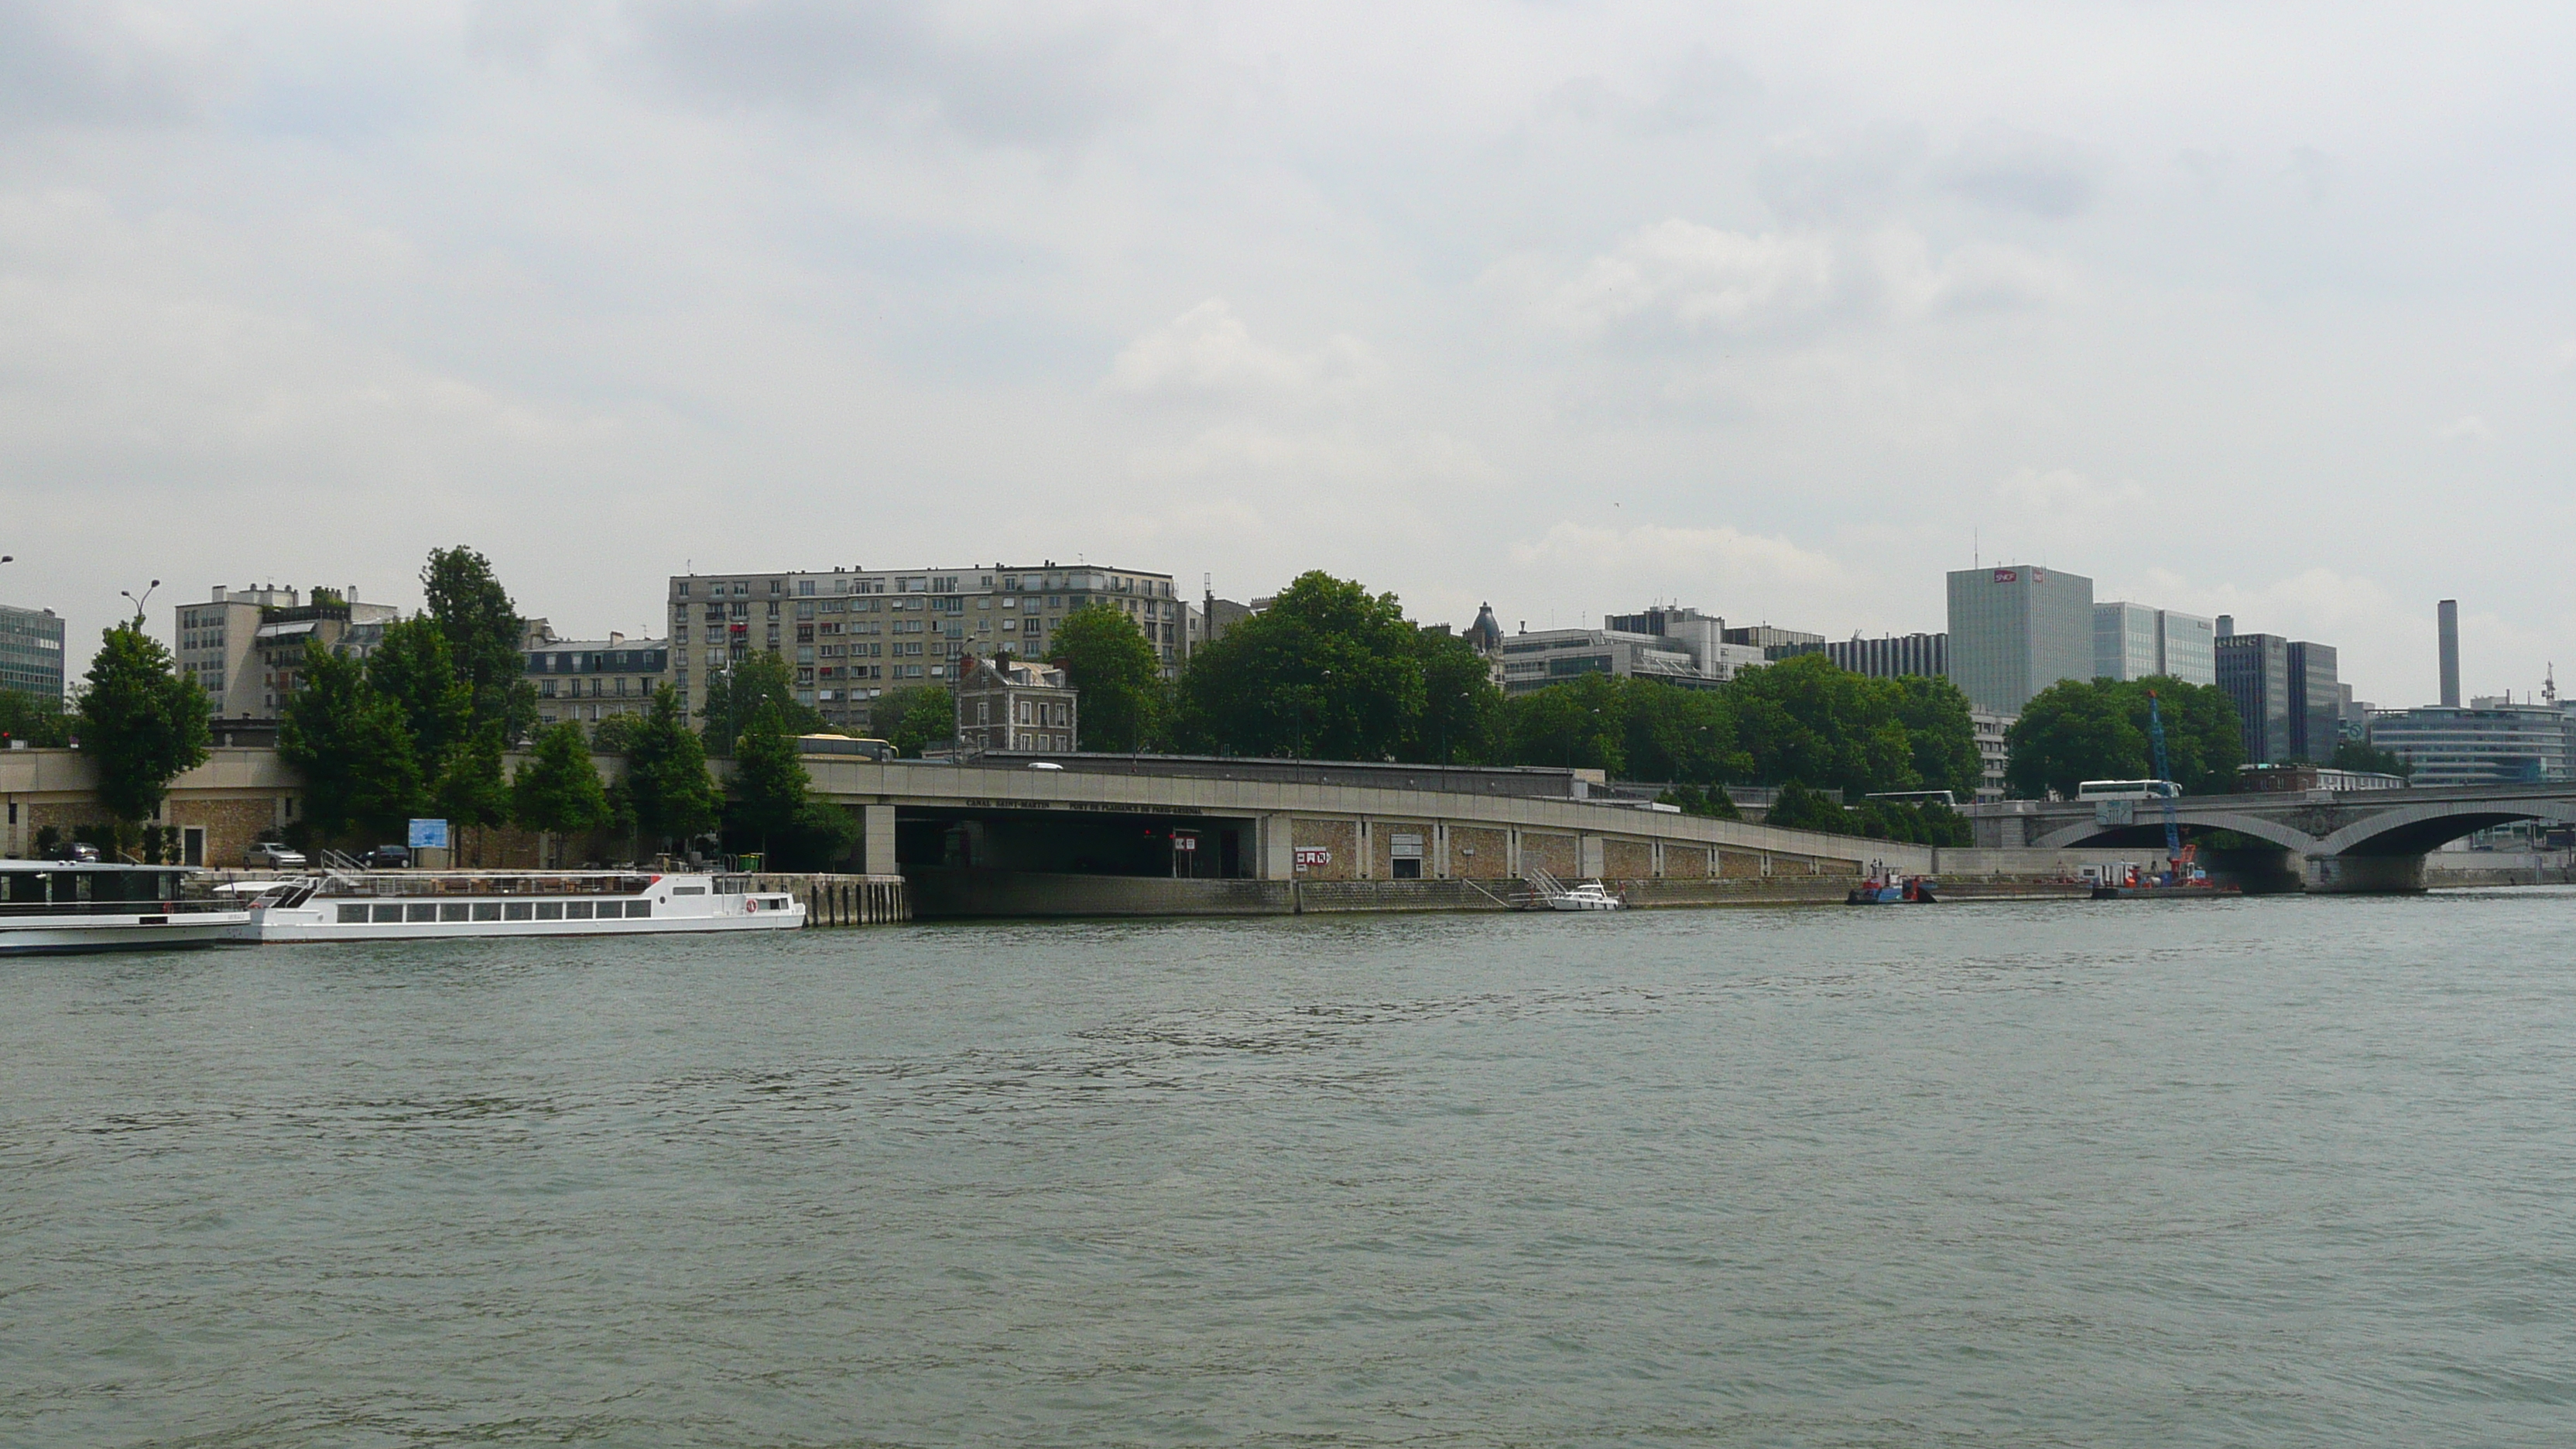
[0,860,192,875]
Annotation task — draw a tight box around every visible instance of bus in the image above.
[1864,790,1956,808]
[2075,779,2180,801]
[797,735,897,762]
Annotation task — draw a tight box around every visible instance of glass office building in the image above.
[1946,565,2095,714]
[2370,703,2574,786]
[2093,602,2216,685]
[0,603,64,701]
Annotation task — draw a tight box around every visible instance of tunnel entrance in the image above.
[895,807,1250,880]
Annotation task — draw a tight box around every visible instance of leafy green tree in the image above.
[423,546,539,743]
[625,687,722,849]
[723,706,856,868]
[2112,677,2242,795]
[1654,782,1742,820]
[869,685,954,758]
[2331,738,2412,779]
[365,618,471,761]
[278,640,424,842]
[1731,653,1918,797]
[77,626,211,830]
[1405,627,1506,766]
[511,721,609,860]
[433,728,512,863]
[1170,572,1428,760]
[697,651,823,754]
[587,713,644,753]
[1893,675,1982,796]
[2006,679,2149,799]
[1046,603,1166,752]
[1502,672,1628,773]
[1762,779,1849,834]
[0,689,73,748]
[1619,680,1749,784]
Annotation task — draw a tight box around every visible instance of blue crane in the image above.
[2148,690,2183,884]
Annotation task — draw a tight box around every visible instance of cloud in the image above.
[1756,125,1926,224]
[621,0,1152,142]
[1509,522,1848,589]
[1102,299,1384,402]
[0,0,208,129]
[2439,414,2493,443]
[1937,123,2101,218]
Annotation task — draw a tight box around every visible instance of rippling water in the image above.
[8,891,2576,1446]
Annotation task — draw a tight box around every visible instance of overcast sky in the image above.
[6,1,2571,707]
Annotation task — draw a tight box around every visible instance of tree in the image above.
[1406,627,1506,766]
[870,685,954,758]
[725,705,858,868]
[587,713,644,754]
[2331,738,2412,779]
[1730,654,1917,798]
[1762,779,1848,834]
[2112,677,2242,796]
[1893,675,1982,796]
[423,546,539,744]
[1169,572,1427,760]
[1046,604,1165,752]
[1655,782,1742,820]
[432,728,511,863]
[697,651,823,754]
[2006,679,2148,799]
[1502,673,1628,774]
[1618,679,1748,785]
[77,626,211,832]
[278,641,424,842]
[0,689,73,748]
[511,721,608,862]
[365,618,471,763]
[625,687,721,850]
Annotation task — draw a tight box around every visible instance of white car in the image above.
[1027,761,1064,771]
[246,844,307,868]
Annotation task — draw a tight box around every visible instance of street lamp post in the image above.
[119,578,160,629]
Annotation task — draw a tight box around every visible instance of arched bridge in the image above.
[1968,783,2576,891]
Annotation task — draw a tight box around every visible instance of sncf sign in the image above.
[1991,568,2047,584]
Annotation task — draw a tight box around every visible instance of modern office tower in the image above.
[2438,599,2461,707]
[1498,606,1766,696]
[667,562,1184,733]
[2093,602,2218,685]
[0,603,65,702]
[1944,564,2095,714]
[1827,632,1947,680]
[2217,632,2293,763]
[2286,640,2340,762]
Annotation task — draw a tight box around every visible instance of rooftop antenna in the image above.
[2547,664,2559,708]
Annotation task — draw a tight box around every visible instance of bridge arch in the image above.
[2032,808,2320,855]
[2314,800,2576,858]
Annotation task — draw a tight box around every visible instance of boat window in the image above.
[406,903,437,922]
[473,903,502,921]
[673,886,705,895]
[440,903,469,922]
[536,902,564,920]
[565,901,594,920]
[337,905,368,923]
[505,901,533,920]
[372,903,402,923]
[626,900,653,917]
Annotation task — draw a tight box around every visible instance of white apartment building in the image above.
[667,562,1184,734]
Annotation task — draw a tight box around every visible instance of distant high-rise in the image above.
[1945,565,2094,714]
[2093,602,2217,686]
[2218,631,2341,763]
[0,603,64,703]
[2438,599,2461,707]
[2286,640,2340,762]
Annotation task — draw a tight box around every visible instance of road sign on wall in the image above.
[407,818,450,850]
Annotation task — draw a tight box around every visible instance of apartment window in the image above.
[728,601,747,620]
[769,581,783,594]
[542,680,557,697]
[798,579,816,596]
[796,601,815,620]
[677,582,692,597]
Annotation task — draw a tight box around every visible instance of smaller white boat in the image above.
[0,861,252,955]
[1519,868,1626,911]
[242,868,805,942]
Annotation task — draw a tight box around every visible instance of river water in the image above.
[6,891,2574,1447]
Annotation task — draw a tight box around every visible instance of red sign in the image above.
[1293,846,1331,868]
[1992,569,2018,583]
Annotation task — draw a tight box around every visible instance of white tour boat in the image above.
[243,869,805,942]
[0,860,255,954]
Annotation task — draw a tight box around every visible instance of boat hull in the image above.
[248,909,803,943]
[0,913,253,955]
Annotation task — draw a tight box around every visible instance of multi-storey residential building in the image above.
[524,627,672,734]
[954,653,1077,755]
[0,603,66,702]
[2370,702,2574,786]
[1946,565,2095,714]
[1828,632,1946,680]
[2092,602,2217,685]
[666,563,1184,733]
[1498,607,1765,697]
[245,593,400,714]
[1971,709,2015,800]
[176,586,302,717]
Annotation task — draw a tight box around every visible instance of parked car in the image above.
[360,844,413,869]
[51,841,101,863]
[246,843,307,869]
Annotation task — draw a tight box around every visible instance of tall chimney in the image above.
[2438,599,2461,707]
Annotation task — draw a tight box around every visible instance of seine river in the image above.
[8,892,2575,1447]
